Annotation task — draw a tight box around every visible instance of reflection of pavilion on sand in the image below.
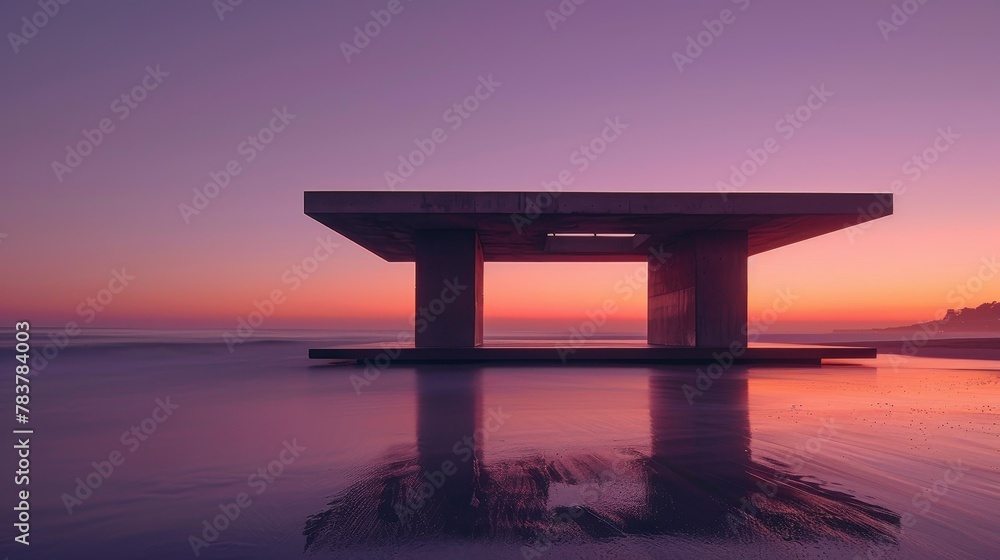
[303,367,900,551]
[306,191,889,362]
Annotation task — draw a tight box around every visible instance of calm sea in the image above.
[1,328,997,559]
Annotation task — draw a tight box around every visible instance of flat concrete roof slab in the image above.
[305,191,892,262]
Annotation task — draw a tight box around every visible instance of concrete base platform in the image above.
[308,341,875,365]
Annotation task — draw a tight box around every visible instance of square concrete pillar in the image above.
[414,230,484,348]
[648,231,748,348]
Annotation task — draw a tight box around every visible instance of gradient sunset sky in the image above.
[1,0,998,334]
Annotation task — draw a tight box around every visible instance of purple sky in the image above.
[1,0,998,333]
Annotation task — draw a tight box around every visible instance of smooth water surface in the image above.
[3,330,998,559]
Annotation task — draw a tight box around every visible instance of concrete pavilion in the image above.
[304,191,892,363]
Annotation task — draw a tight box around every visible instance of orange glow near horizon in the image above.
[10,240,998,334]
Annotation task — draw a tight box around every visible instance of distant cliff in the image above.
[873,301,1000,333]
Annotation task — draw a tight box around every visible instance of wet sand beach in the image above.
[6,330,998,559]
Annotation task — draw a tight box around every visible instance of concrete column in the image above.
[648,231,748,348]
[414,230,484,348]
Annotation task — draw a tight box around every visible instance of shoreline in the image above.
[817,337,1000,361]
